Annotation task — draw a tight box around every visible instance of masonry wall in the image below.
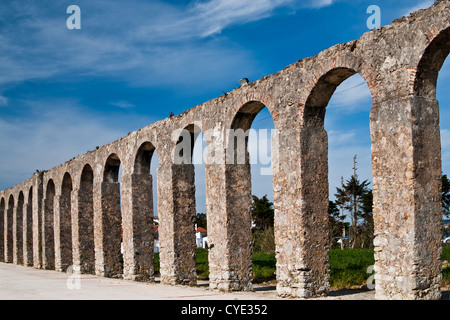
[1,0,450,300]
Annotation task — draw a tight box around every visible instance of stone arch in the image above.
[14,191,24,265]
[173,123,203,165]
[80,163,95,189]
[56,172,73,271]
[120,141,157,281]
[208,99,276,291]
[43,179,55,269]
[303,51,378,109]
[134,141,156,175]
[286,66,376,297]
[0,197,4,262]
[414,26,450,98]
[74,164,95,274]
[104,153,121,183]
[395,23,450,300]
[97,153,123,277]
[227,101,269,165]
[157,123,205,286]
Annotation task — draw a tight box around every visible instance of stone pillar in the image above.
[5,198,14,263]
[23,199,33,267]
[0,199,4,262]
[274,121,330,298]
[93,182,122,278]
[121,173,155,282]
[157,163,197,286]
[42,196,55,270]
[54,194,72,272]
[13,196,23,265]
[32,173,43,269]
[206,161,253,291]
[371,96,442,300]
[72,187,95,274]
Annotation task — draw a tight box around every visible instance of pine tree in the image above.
[328,200,347,248]
[334,155,371,248]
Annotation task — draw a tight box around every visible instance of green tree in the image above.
[328,200,347,248]
[251,195,275,254]
[251,195,274,230]
[360,189,374,249]
[195,212,207,229]
[334,155,371,248]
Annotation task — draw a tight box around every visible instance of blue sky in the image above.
[0,0,446,215]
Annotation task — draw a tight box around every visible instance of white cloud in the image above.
[310,0,334,9]
[0,0,339,90]
[137,0,295,41]
[110,101,135,109]
[0,95,7,106]
[0,99,155,190]
[328,129,356,146]
[327,75,373,113]
[0,0,298,89]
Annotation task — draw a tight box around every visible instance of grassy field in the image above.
[154,245,450,289]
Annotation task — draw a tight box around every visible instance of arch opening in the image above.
[134,142,155,175]
[126,141,159,281]
[303,68,374,293]
[165,123,206,285]
[104,153,121,183]
[415,27,450,99]
[224,101,276,289]
[174,124,202,165]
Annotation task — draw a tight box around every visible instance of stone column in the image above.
[5,199,14,263]
[13,197,23,265]
[207,161,254,291]
[93,182,122,278]
[0,200,4,262]
[71,187,95,274]
[42,196,55,270]
[274,120,330,298]
[32,173,43,269]
[121,173,155,282]
[23,199,33,267]
[54,194,72,272]
[157,163,197,286]
[371,96,442,300]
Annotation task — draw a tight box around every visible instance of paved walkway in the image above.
[0,262,379,300]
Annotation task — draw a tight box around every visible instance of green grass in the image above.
[442,245,450,261]
[442,245,450,286]
[152,246,450,288]
[195,249,209,279]
[328,249,374,289]
[252,252,277,283]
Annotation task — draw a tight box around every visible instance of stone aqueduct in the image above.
[1,1,449,300]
